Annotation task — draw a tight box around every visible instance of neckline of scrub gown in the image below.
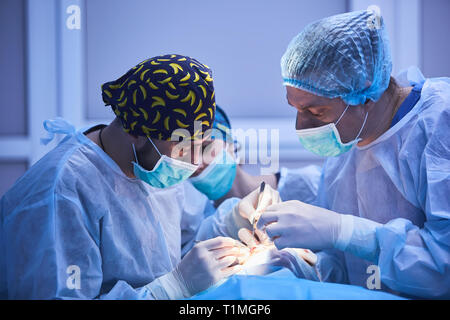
[355,80,426,151]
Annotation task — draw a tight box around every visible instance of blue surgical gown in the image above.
[314,74,450,299]
[277,165,322,203]
[0,127,212,299]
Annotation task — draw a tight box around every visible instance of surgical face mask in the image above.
[132,137,198,188]
[296,105,368,157]
[190,149,237,200]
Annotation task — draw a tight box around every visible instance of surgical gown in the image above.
[0,127,212,299]
[314,74,450,299]
[277,165,322,203]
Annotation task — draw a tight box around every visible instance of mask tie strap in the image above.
[355,111,369,140]
[147,137,163,157]
[132,143,140,164]
[335,104,350,125]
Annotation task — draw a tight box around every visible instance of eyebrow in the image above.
[287,96,330,110]
[287,98,313,109]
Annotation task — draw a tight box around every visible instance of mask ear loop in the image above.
[334,104,368,140]
[335,104,350,125]
[132,143,139,164]
[147,136,163,157]
[132,136,163,165]
[355,111,369,140]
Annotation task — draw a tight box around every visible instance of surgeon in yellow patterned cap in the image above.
[100,54,217,188]
[102,54,216,141]
[0,53,249,300]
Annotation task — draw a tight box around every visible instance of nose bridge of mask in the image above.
[132,137,198,173]
[132,137,199,189]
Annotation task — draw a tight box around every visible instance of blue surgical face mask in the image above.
[296,105,368,157]
[132,137,198,188]
[190,149,237,200]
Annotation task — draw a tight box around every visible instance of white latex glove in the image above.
[238,184,281,223]
[257,200,342,251]
[236,228,283,276]
[237,228,319,280]
[148,237,247,299]
[224,185,281,240]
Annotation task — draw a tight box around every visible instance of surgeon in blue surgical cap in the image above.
[189,105,322,208]
[252,10,450,299]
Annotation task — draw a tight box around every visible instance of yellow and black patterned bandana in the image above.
[101,54,216,141]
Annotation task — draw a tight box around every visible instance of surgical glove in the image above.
[236,228,319,280]
[238,184,281,223]
[147,237,246,299]
[223,185,281,240]
[277,248,321,281]
[236,228,283,275]
[257,200,342,251]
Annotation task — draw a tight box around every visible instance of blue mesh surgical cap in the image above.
[281,10,392,105]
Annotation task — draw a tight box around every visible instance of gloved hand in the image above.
[256,200,342,251]
[147,237,248,299]
[238,184,281,223]
[238,227,271,249]
[236,228,320,280]
[236,228,283,276]
[224,184,281,240]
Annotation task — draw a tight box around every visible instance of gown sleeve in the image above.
[277,165,322,204]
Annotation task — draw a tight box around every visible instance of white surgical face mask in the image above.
[296,105,368,157]
[132,137,198,188]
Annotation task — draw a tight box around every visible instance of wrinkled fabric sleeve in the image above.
[2,193,160,300]
[277,165,323,204]
[180,184,211,257]
[194,197,246,241]
[315,249,350,284]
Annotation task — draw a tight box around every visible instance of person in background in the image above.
[182,106,322,281]
[189,105,322,209]
[180,105,321,256]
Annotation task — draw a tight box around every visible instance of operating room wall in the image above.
[0,0,28,196]
[1,0,450,196]
[84,0,348,176]
[85,0,348,120]
[421,0,450,77]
